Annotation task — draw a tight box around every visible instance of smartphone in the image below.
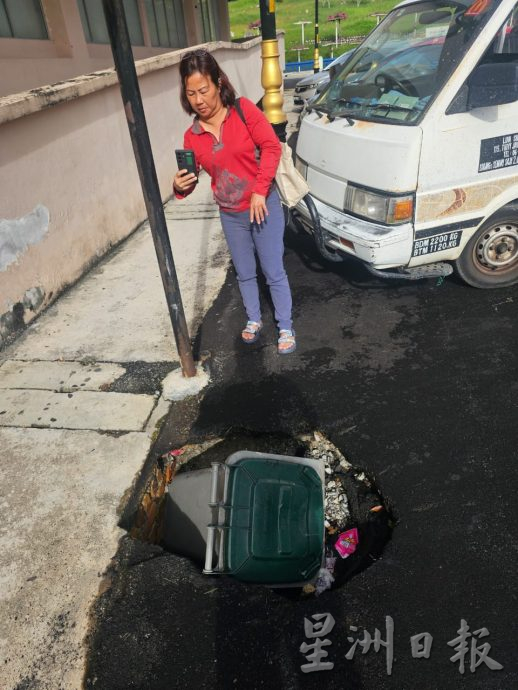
[175,149,198,177]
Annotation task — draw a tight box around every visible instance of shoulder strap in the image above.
[234,98,261,158]
[234,97,246,125]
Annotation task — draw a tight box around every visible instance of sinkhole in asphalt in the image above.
[129,429,395,596]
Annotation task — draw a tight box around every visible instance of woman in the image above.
[173,50,296,354]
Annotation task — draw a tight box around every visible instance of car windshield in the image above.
[315,0,500,124]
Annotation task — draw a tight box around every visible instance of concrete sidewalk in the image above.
[0,173,229,690]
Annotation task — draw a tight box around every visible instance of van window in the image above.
[484,3,518,57]
[448,2,518,112]
[314,0,499,125]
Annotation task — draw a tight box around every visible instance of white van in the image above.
[294,0,518,287]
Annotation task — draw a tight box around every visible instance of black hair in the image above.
[179,49,236,114]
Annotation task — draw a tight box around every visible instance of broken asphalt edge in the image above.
[116,363,211,536]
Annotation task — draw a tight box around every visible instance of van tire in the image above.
[454,204,518,288]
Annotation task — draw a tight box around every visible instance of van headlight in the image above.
[344,185,414,225]
[295,156,307,178]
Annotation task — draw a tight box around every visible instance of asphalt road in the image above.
[85,224,518,689]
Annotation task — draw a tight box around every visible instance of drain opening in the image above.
[128,429,395,596]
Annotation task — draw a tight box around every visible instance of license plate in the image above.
[412,230,462,258]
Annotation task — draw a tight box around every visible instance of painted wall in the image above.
[0,36,286,348]
[0,0,231,98]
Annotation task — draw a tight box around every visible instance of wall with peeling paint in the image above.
[0,38,274,348]
[0,205,50,272]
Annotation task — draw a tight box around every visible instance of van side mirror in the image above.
[468,63,518,109]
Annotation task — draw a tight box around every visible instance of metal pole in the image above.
[314,0,320,73]
[102,0,196,377]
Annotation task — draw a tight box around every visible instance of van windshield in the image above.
[314,0,500,124]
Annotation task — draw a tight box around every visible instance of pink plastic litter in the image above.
[334,528,359,559]
[167,448,185,457]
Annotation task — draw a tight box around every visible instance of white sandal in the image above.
[241,321,263,344]
[278,329,296,354]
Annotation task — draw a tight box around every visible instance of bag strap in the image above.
[234,97,246,126]
[234,99,281,189]
[234,97,261,160]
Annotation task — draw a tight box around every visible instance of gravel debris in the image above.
[304,431,353,530]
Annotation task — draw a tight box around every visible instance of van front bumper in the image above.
[294,195,413,269]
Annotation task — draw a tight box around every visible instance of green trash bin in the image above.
[203,451,325,586]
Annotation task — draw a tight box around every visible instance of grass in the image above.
[228,0,401,62]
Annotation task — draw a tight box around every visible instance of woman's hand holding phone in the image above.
[173,168,198,193]
[174,149,198,194]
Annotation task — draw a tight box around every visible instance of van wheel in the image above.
[454,206,518,288]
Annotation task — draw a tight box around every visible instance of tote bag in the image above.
[234,99,309,208]
[275,141,310,208]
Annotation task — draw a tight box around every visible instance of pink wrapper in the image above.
[334,528,359,559]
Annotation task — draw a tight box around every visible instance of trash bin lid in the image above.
[226,456,324,584]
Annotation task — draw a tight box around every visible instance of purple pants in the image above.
[220,188,293,331]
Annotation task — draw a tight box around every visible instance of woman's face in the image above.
[185,71,223,119]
